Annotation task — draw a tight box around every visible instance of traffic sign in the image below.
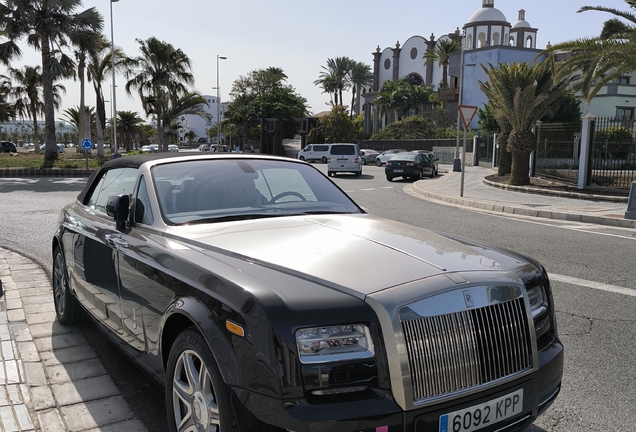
[81,138,93,151]
[458,105,479,129]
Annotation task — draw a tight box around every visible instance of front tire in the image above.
[166,328,238,432]
[299,156,305,161]
[321,156,327,163]
[53,245,84,325]
[375,159,382,167]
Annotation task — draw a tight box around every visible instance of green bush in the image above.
[594,126,633,159]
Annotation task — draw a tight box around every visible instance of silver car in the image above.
[374,148,408,166]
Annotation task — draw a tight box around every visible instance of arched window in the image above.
[492,32,500,46]
[478,32,486,48]
[526,36,533,48]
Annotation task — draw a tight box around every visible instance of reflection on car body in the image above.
[51,153,563,432]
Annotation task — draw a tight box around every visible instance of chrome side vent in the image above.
[401,297,533,403]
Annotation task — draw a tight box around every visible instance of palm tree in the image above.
[314,57,352,107]
[61,106,96,138]
[87,34,123,157]
[224,103,257,147]
[543,1,636,102]
[116,111,145,152]
[144,92,210,151]
[124,37,195,151]
[423,39,461,89]
[0,74,14,122]
[348,61,373,118]
[184,130,196,147]
[478,62,569,185]
[70,29,100,152]
[0,0,103,162]
[9,65,64,153]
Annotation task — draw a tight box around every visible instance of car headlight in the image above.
[527,284,548,318]
[295,324,374,364]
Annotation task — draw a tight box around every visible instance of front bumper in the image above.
[233,334,563,432]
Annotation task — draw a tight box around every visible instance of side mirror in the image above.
[106,194,130,231]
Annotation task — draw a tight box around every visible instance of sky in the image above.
[2,0,632,123]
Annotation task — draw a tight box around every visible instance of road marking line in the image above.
[551,274,636,297]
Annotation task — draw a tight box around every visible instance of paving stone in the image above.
[26,311,56,326]
[9,321,33,342]
[46,358,107,384]
[33,332,85,353]
[7,309,25,322]
[40,345,97,367]
[23,362,47,386]
[17,341,39,362]
[4,298,22,310]
[37,409,66,432]
[14,403,34,430]
[60,396,134,431]
[85,419,148,432]
[30,386,56,411]
[29,321,76,339]
[0,405,18,431]
[52,375,119,406]
[23,302,56,315]
[2,340,16,360]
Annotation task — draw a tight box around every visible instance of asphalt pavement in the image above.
[0,163,633,431]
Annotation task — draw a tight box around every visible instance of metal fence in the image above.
[589,117,636,189]
[534,122,581,183]
[533,119,636,189]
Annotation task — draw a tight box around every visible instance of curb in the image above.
[0,169,94,177]
[412,184,636,229]
[482,177,629,203]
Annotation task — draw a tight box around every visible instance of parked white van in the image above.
[327,143,362,177]
[297,144,331,163]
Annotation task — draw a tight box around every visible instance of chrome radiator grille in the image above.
[401,297,533,403]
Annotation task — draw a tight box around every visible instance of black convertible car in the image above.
[52,153,562,432]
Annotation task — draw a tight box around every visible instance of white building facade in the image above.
[177,95,227,145]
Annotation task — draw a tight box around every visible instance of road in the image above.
[0,161,635,431]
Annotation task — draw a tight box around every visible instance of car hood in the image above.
[168,214,516,296]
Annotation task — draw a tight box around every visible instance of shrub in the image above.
[594,126,633,159]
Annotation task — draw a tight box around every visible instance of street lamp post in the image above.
[453,32,465,172]
[110,0,119,155]
[216,55,227,150]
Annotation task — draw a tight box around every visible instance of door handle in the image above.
[105,234,130,249]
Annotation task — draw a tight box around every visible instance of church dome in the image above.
[512,19,531,28]
[467,6,507,23]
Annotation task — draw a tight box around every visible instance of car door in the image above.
[70,167,139,335]
[114,175,180,374]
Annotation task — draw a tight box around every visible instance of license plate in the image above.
[393,169,403,173]
[438,389,523,432]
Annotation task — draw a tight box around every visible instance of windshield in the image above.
[151,158,363,225]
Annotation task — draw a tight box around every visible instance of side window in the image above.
[86,167,139,215]
[134,176,154,225]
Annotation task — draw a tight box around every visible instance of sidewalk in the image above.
[0,249,146,432]
[411,165,635,229]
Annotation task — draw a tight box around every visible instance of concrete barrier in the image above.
[626,181,636,220]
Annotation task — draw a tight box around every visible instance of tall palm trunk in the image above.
[508,129,536,185]
[77,54,86,148]
[41,37,57,161]
[497,132,512,176]
[95,89,105,157]
[30,103,39,149]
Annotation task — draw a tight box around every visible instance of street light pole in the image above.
[216,55,227,150]
[454,32,465,172]
[110,0,119,155]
